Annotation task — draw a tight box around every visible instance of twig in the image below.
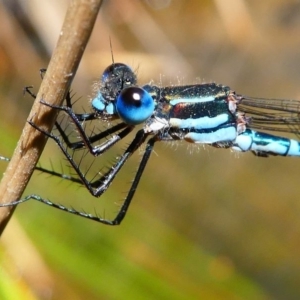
[0,0,103,235]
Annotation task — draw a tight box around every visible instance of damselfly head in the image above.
[91,63,136,117]
[91,63,155,124]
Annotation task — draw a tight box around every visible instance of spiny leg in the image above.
[0,130,152,225]
[25,86,135,156]
[24,85,97,122]
[28,120,148,196]
[24,86,93,147]
[55,121,131,151]
[0,156,83,185]
[64,89,97,122]
[49,91,134,153]
[112,136,157,225]
[39,99,135,155]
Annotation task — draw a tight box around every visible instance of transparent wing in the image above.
[239,96,300,137]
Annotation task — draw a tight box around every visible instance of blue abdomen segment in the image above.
[233,129,300,156]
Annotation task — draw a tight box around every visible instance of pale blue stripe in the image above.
[170,96,214,106]
[170,114,229,129]
[184,126,237,143]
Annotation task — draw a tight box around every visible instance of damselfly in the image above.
[1,62,300,225]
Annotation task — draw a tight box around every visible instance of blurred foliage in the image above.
[1,0,300,299]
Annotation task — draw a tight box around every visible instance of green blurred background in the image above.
[1,0,300,299]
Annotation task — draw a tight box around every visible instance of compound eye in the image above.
[102,63,136,85]
[116,87,155,125]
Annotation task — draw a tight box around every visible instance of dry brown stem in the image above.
[0,0,103,235]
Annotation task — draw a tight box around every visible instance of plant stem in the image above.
[0,0,103,234]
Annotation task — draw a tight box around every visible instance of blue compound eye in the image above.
[116,87,155,125]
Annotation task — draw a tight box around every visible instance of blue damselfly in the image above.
[1,62,300,225]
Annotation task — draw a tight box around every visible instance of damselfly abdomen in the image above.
[1,62,300,224]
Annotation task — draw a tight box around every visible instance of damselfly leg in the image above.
[2,62,300,225]
[24,86,133,155]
